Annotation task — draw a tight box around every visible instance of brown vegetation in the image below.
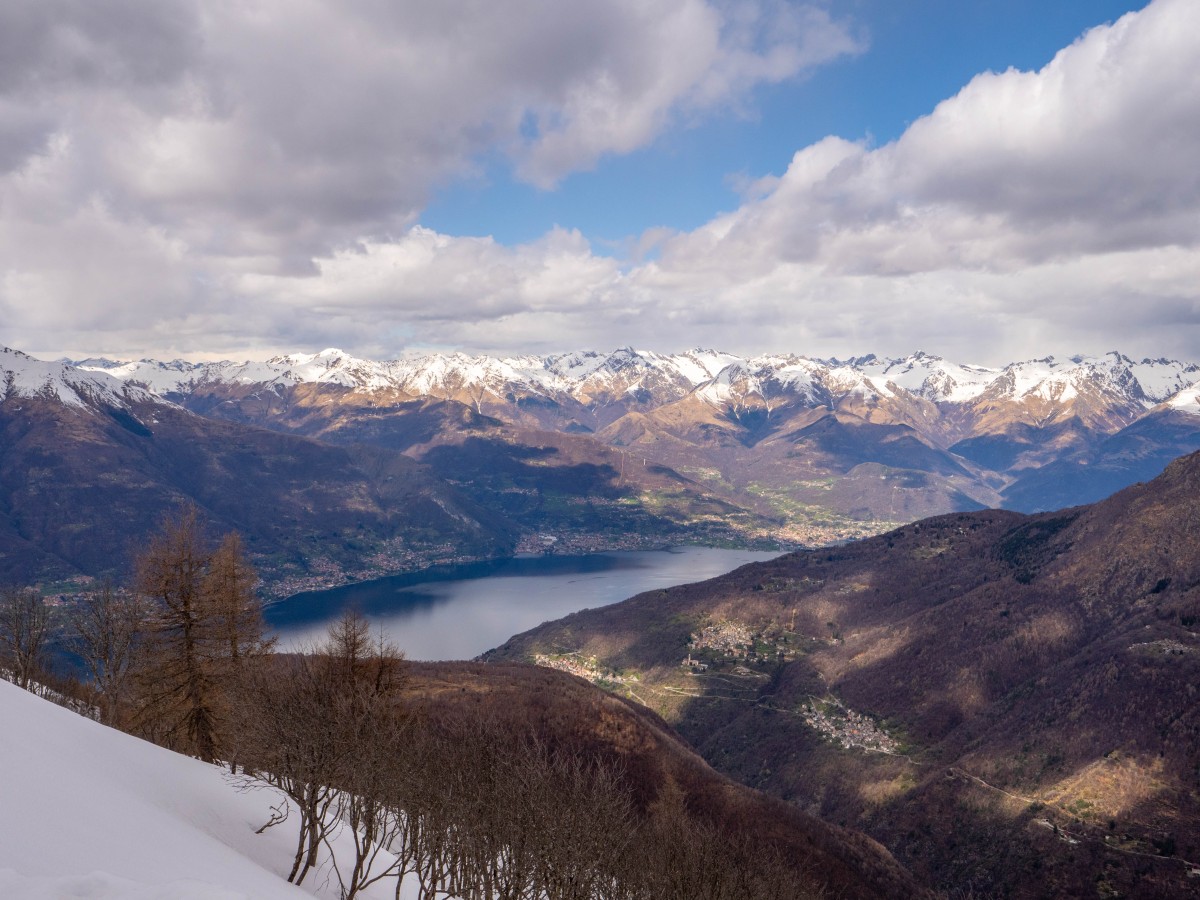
[226,634,922,898]
[4,507,923,899]
[132,505,275,760]
[491,450,1200,898]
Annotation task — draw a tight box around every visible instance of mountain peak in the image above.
[35,346,1200,429]
[1,347,158,412]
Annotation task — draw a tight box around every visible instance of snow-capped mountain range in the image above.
[5,343,1200,590]
[72,348,1200,417]
[74,347,741,410]
[7,342,1196,461]
[1,346,158,411]
[60,348,1195,453]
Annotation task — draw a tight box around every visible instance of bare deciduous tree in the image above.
[235,649,346,884]
[235,611,408,891]
[329,672,410,898]
[226,610,819,900]
[67,580,146,725]
[0,585,53,690]
[325,617,409,899]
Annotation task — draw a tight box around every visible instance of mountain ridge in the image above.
[76,347,1200,463]
[485,450,1200,898]
[75,346,1200,422]
[9,344,1200,591]
[66,343,1200,526]
[1,346,783,592]
[0,347,520,592]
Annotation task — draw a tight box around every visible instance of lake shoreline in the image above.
[267,546,787,661]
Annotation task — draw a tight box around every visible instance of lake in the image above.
[267,546,783,660]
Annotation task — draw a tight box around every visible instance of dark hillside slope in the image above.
[489,451,1200,898]
[0,392,513,590]
[174,381,780,549]
[403,661,928,899]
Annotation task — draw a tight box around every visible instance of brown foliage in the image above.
[133,504,272,762]
[227,650,911,899]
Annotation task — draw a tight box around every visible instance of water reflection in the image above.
[267,547,781,661]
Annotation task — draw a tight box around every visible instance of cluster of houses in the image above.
[267,540,477,598]
[1129,638,1195,657]
[799,698,899,753]
[533,652,632,686]
[681,619,807,673]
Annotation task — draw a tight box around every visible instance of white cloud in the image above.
[619,0,1200,361]
[0,0,859,249]
[656,0,1200,281]
[515,1,862,186]
[0,0,862,357]
[3,0,1199,367]
[228,227,629,357]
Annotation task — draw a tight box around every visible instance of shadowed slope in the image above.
[402,661,928,899]
[0,390,513,591]
[489,452,1200,898]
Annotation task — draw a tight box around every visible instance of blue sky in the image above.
[422,1,1149,247]
[2,0,1197,364]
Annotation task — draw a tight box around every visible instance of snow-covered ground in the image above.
[0,680,402,900]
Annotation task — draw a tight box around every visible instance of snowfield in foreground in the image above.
[0,680,399,900]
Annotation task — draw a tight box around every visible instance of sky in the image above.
[1,0,1197,366]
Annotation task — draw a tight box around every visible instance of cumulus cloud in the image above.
[3,0,1199,366]
[515,1,861,186]
[613,0,1200,361]
[0,0,863,357]
[0,0,858,250]
[660,0,1200,276]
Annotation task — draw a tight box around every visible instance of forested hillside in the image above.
[0,509,923,899]
[490,451,1200,897]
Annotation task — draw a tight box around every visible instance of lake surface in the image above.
[267,546,782,661]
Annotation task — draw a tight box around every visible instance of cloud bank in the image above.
[1,0,1198,364]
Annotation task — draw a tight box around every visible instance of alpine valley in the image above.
[489,449,1200,898]
[3,344,1199,594]
[4,342,1200,898]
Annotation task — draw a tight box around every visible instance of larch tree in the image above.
[134,506,271,763]
[205,532,274,671]
[203,530,275,773]
[135,504,220,760]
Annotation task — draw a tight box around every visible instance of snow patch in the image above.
[0,679,407,899]
[1166,384,1200,416]
[2,347,157,411]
